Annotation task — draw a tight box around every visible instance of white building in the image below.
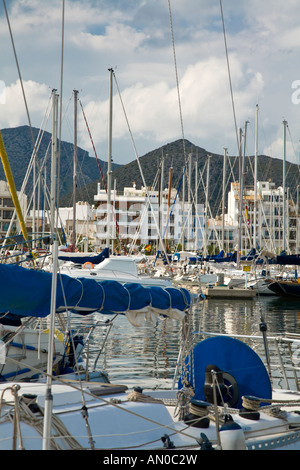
[227,180,297,254]
[29,201,96,250]
[0,180,27,240]
[206,216,236,254]
[58,202,96,249]
[94,183,204,252]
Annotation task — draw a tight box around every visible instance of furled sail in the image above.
[58,247,109,265]
[0,263,191,325]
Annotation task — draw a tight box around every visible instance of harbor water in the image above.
[77,295,300,390]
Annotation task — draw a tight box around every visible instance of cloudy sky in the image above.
[0,0,300,166]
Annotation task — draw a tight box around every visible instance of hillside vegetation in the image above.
[0,126,298,217]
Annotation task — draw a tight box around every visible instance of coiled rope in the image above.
[241,395,300,419]
[1,385,83,450]
[127,389,163,404]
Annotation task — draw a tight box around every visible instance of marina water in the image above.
[75,296,300,390]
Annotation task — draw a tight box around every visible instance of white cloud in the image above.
[0,79,50,128]
[1,0,300,164]
[77,53,265,161]
[71,24,148,53]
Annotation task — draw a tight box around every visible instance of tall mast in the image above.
[237,128,243,266]
[253,104,259,250]
[72,89,78,249]
[165,165,173,250]
[42,239,58,450]
[50,90,58,236]
[158,152,164,251]
[188,153,192,249]
[222,147,227,251]
[241,122,249,254]
[43,89,59,449]
[181,171,185,251]
[195,158,198,251]
[283,119,287,253]
[106,68,113,249]
[32,142,36,245]
[204,155,211,258]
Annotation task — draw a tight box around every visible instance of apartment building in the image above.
[0,180,27,240]
[227,180,297,254]
[94,183,205,252]
[58,202,96,249]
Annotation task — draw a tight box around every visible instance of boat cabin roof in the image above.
[96,256,144,275]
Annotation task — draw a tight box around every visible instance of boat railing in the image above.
[0,234,52,266]
[31,314,114,373]
[197,330,300,392]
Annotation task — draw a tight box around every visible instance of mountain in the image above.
[80,138,298,217]
[0,125,120,207]
[0,126,298,217]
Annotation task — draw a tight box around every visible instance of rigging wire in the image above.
[56,0,65,220]
[79,100,107,191]
[3,0,68,248]
[286,124,300,178]
[2,0,34,147]
[2,94,53,246]
[79,97,126,253]
[113,71,170,260]
[219,0,239,152]
[3,1,64,251]
[167,0,186,160]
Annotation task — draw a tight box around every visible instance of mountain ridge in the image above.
[0,125,298,217]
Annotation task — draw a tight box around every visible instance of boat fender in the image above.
[219,414,246,450]
[83,262,94,269]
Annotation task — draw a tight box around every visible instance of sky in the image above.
[0,0,300,167]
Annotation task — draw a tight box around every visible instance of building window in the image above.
[3,198,12,207]
[2,210,13,219]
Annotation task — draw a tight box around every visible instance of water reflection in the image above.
[79,296,300,390]
[257,296,300,334]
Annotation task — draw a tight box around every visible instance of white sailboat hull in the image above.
[59,256,173,288]
[0,325,65,382]
[0,381,300,450]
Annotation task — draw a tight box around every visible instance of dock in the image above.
[203,285,256,299]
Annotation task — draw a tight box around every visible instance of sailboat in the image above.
[59,253,174,288]
[267,278,300,297]
[0,279,300,450]
[56,69,175,287]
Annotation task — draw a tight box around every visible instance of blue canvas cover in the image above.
[0,263,83,318]
[58,247,109,265]
[147,286,174,310]
[124,283,152,311]
[0,263,191,320]
[178,336,272,408]
[165,286,191,311]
